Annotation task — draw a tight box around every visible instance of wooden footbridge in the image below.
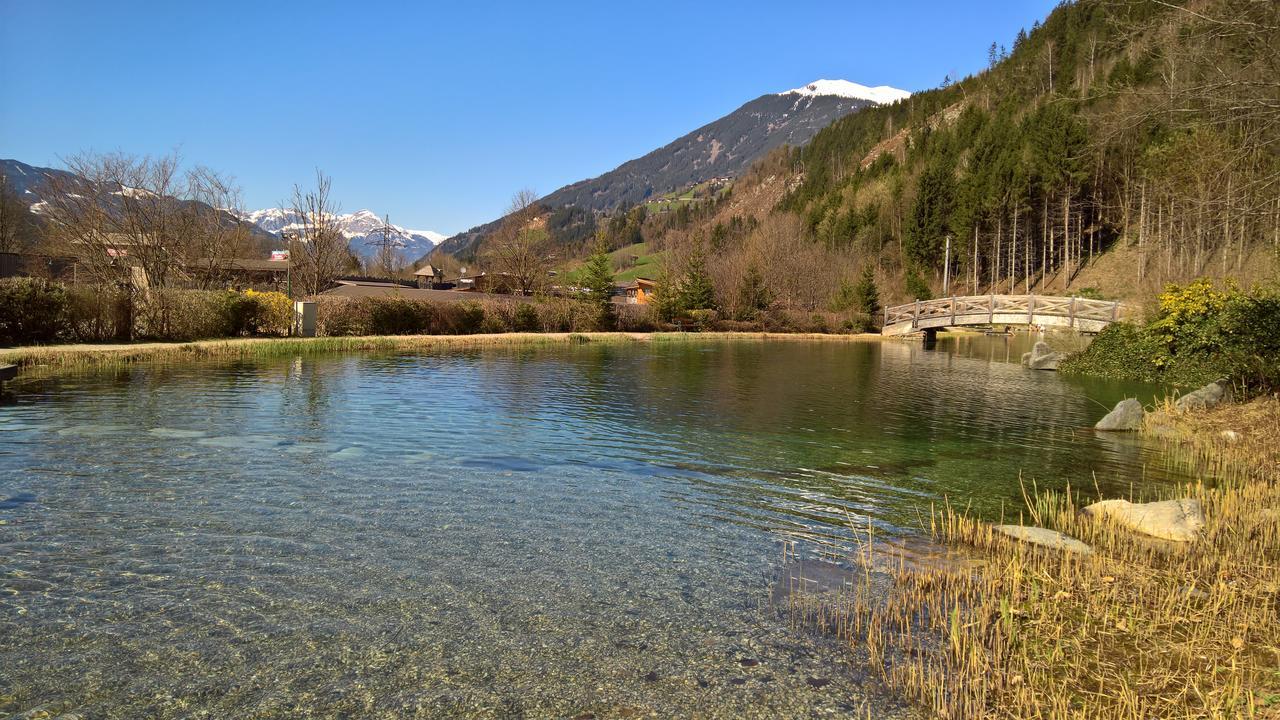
[881,294,1126,336]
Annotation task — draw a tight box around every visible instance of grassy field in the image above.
[558,241,663,285]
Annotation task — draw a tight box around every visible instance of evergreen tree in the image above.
[678,249,717,311]
[852,265,880,319]
[735,263,772,320]
[582,238,617,330]
[905,268,933,301]
[904,158,956,268]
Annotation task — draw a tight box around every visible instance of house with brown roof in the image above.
[614,277,656,305]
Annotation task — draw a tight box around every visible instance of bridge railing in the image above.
[883,294,1124,329]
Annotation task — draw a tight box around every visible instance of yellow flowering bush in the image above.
[1150,278,1234,346]
[242,289,292,336]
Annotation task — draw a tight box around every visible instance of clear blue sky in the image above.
[0,0,1057,235]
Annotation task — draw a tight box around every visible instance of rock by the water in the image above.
[1081,498,1204,542]
[1020,341,1062,371]
[993,525,1092,554]
[1175,379,1232,412]
[1095,398,1145,431]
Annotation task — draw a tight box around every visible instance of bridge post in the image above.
[989,294,995,324]
[913,299,920,329]
[1110,301,1119,322]
[884,306,889,328]
[1068,296,1076,328]
[1027,294,1035,325]
[922,327,938,346]
[950,296,957,325]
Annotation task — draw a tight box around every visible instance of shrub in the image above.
[513,303,540,332]
[1063,280,1280,392]
[241,290,291,336]
[136,290,232,341]
[64,286,126,342]
[0,278,68,346]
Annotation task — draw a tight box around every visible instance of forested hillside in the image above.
[641,0,1278,318]
[436,87,886,260]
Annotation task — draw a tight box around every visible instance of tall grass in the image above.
[789,397,1280,719]
[0,331,888,374]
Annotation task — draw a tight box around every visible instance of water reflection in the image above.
[0,337,1185,717]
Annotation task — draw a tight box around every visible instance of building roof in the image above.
[189,258,291,272]
[414,264,439,276]
[318,284,535,303]
[616,277,656,290]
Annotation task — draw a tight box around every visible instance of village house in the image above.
[414,264,445,289]
[614,277,656,305]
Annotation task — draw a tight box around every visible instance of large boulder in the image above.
[1020,341,1062,371]
[994,525,1092,554]
[1175,379,1232,412]
[1095,398,1145,431]
[1081,498,1204,542]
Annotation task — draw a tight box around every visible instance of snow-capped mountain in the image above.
[238,208,445,262]
[440,79,906,258]
[779,79,911,105]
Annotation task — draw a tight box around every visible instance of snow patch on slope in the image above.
[780,79,910,105]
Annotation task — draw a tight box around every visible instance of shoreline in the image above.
[796,394,1280,717]
[0,330,901,374]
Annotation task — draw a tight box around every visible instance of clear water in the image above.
[0,336,1188,718]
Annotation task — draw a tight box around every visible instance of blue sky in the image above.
[0,1,1057,235]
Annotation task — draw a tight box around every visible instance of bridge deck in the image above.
[881,294,1124,336]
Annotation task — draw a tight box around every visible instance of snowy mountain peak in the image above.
[236,207,446,262]
[780,79,910,105]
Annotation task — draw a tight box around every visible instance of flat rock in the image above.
[993,525,1092,554]
[1175,379,1232,412]
[1020,341,1062,371]
[1096,398,1144,431]
[1081,498,1204,542]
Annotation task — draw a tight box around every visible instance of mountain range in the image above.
[236,208,445,263]
[0,158,443,263]
[435,79,909,258]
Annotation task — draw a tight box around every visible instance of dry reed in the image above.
[790,397,1280,719]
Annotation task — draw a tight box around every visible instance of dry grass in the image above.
[793,397,1280,719]
[0,331,886,374]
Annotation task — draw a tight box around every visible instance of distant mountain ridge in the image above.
[238,207,444,263]
[436,79,907,258]
[0,158,278,252]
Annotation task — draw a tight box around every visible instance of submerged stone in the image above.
[993,525,1092,554]
[148,427,207,439]
[1095,398,1144,431]
[1020,341,1062,371]
[1081,498,1204,542]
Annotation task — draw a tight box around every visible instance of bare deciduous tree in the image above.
[287,170,349,296]
[41,151,252,290]
[483,189,551,295]
[0,174,31,255]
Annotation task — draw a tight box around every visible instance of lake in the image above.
[0,335,1188,718]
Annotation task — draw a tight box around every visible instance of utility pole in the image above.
[942,234,952,296]
[370,214,401,278]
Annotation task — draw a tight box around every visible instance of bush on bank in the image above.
[3,277,879,347]
[0,278,293,346]
[1061,279,1280,391]
[312,296,657,336]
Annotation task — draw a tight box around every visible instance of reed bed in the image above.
[790,397,1280,719]
[0,331,885,374]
